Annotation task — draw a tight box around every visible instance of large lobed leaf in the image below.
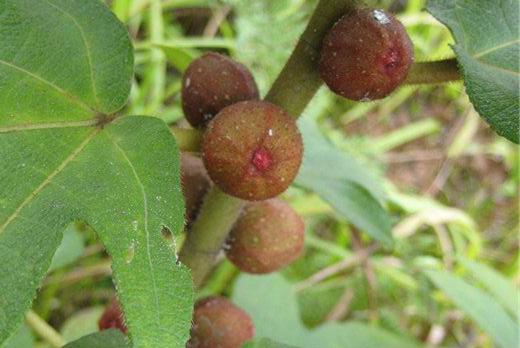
[428,0,519,143]
[0,1,192,347]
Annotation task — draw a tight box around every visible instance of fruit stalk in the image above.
[171,127,202,152]
[265,0,359,117]
[405,58,460,84]
[179,187,244,287]
[179,0,359,287]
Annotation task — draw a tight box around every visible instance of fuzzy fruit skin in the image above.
[319,8,413,101]
[188,297,255,348]
[226,199,305,274]
[98,299,127,334]
[202,100,303,201]
[181,153,210,224]
[182,52,259,128]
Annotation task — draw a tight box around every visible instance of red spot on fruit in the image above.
[382,47,400,74]
[251,148,272,173]
[202,100,303,201]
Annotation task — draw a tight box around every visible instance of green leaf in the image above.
[459,257,519,319]
[243,338,299,348]
[49,223,85,272]
[157,45,197,73]
[425,270,519,348]
[1,324,33,348]
[233,274,422,348]
[0,1,193,347]
[63,330,130,348]
[295,118,393,246]
[60,306,105,343]
[428,0,520,143]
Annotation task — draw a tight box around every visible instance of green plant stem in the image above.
[145,0,166,114]
[171,127,202,152]
[25,310,65,348]
[199,260,239,297]
[179,0,359,288]
[265,0,358,117]
[179,187,244,287]
[405,58,460,85]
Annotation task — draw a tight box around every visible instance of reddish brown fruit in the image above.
[202,100,303,201]
[98,299,127,334]
[319,8,413,101]
[181,153,210,223]
[225,199,304,274]
[182,52,259,128]
[188,297,255,348]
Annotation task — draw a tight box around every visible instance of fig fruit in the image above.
[226,198,305,274]
[188,296,255,348]
[202,100,303,201]
[182,52,259,128]
[319,8,413,100]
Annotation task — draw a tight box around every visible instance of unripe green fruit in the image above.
[181,153,210,224]
[225,198,305,274]
[202,100,303,201]
[319,8,413,101]
[188,297,255,348]
[98,299,127,334]
[182,52,259,128]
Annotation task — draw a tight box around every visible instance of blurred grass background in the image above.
[17,1,518,347]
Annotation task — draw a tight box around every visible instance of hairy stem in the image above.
[25,311,65,348]
[179,0,358,287]
[405,58,460,85]
[265,0,358,117]
[179,187,244,287]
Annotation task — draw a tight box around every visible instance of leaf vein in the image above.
[0,119,98,134]
[0,128,100,234]
[105,131,163,328]
[0,59,94,113]
[473,39,520,59]
[43,0,101,109]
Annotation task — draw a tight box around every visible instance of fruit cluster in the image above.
[100,7,414,347]
[179,52,306,346]
[181,52,306,272]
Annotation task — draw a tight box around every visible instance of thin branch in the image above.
[25,311,65,348]
[203,5,231,38]
[351,230,378,321]
[325,288,355,321]
[294,244,377,292]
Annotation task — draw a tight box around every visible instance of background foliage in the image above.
[1,0,518,347]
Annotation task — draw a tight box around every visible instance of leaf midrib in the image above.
[0,119,99,133]
[105,131,163,333]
